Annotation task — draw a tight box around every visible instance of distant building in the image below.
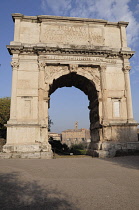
[48,132,61,141]
[61,122,91,147]
[137,129,139,141]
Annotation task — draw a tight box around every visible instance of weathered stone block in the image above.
[0,153,12,159]
[3,144,41,153]
[97,150,110,158]
[40,151,53,159]
[109,149,116,157]
[20,152,41,159]
[102,141,116,151]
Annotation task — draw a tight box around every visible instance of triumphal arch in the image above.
[3,13,138,158]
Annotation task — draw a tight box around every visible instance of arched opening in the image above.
[48,72,100,153]
[49,86,90,132]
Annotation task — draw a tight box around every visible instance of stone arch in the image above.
[48,71,100,145]
[2,13,138,159]
[45,64,101,92]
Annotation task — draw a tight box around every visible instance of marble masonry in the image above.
[1,13,138,158]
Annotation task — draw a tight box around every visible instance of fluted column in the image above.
[38,61,50,143]
[99,65,108,124]
[43,97,49,143]
[123,66,133,121]
[38,61,46,125]
[10,60,19,120]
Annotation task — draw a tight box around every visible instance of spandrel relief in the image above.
[78,66,100,90]
[44,65,69,83]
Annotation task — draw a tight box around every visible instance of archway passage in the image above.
[49,72,100,145]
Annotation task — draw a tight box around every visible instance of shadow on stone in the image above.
[0,172,79,210]
[102,156,139,170]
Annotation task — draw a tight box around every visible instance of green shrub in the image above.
[70,143,87,155]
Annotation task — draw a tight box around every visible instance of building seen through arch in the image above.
[1,13,138,158]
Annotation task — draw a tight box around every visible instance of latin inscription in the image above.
[44,55,117,64]
[41,24,104,46]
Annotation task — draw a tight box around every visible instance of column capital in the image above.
[123,66,131,72]
[38,61,46,71]
[99,64,107,72]
[43,97,50,102]
[11,61,19,69]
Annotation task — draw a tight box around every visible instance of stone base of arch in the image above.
[1,143,53,159]
[88,122,139,158]
[0,122,138,159]
[1,124,53,159]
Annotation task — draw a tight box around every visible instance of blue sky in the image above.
[0,0,139,133]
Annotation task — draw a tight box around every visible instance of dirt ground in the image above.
[0,156,139,210]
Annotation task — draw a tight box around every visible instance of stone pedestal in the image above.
[89,122,138,157]
[2,124,52,159]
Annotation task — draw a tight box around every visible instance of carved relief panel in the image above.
[44,65,69,84]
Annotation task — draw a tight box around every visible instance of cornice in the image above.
[11,13,129,27]
[7,44,135,59]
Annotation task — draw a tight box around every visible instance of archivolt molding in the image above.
[77,66,100,91]
[44,64,100,91]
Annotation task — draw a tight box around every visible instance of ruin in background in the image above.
[1,13,138,158]
[62,122,91,147]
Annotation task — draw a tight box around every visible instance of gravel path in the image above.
[0,156,139,210]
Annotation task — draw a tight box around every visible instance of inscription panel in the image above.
[41,23,104,46]
[89,27,104,45]
[43,55,117,64]
[113,100,120,118]
[24,100,31,119]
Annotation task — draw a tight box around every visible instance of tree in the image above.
[0,97,10,138]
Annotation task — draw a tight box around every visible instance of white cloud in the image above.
[41,0,139,46]
[41,0,72,16]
